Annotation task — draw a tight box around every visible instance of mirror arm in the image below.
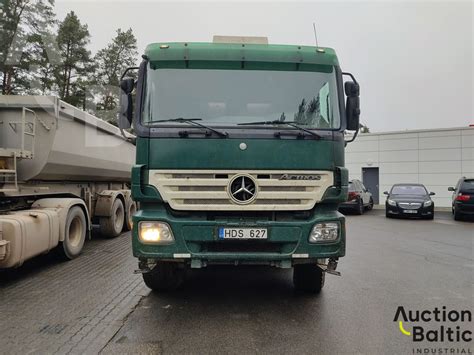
[121,66,140,80]
[342,72,359,85]
[344,125,360,146]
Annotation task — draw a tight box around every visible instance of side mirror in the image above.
[448,187,455,192]
[383,191,389,195]
[429,192,436,196]
[345,81,360,131]
[119,78,135,129]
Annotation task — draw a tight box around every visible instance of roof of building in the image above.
[144,42,339,67]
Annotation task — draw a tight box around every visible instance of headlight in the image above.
[139,221,174,244]
[423,200,433,207]
[387,199,397,206]
[309,222,339,243]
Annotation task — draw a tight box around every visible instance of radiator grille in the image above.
[398,202,422,209]
[148,170,334,211]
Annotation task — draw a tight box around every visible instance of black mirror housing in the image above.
[429,192,436,196]
[345,81,360,96]
[346,96,360,131]
[383,191,389,195]
[448,187,455,191]
[121,78,134,94]
[118,78,135,129]
[344,81,360,131]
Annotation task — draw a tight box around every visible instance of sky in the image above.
[55,0,473,133]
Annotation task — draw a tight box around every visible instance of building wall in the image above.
[345,127,474,207]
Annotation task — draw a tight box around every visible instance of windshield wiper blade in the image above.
[149,118,228,138]
[238,120,321,138]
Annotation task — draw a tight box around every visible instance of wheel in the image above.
[59,206,87,260]
[124,200,136,231]
[355,198,364,215]
[454,208,463,221]
[367,197,374,211]
[293,264,325,294]
[99,198,125,238]
[142,262,186,291]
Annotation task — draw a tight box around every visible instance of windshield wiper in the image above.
[149,118,228,138]
[238,120,321,138]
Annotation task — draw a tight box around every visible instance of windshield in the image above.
[391,185,427,196]
[142,66,341,129]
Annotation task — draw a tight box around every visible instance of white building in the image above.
[345,126,474,207]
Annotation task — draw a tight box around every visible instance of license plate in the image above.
[403,209,418,214]
[218,228,267,240]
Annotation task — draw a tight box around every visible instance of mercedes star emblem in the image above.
[228,175,257,204]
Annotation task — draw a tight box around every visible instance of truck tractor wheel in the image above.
[142,262,186,292]
[99,198,125,238]
[355,198,364,215]
[293,264,325,294]
[124,200,137,231]
[59,206,87,260]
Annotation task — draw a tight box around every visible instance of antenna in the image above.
[312,22,319,47]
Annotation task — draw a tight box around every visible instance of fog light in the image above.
[139,221,174,244]
[309,222,340,243]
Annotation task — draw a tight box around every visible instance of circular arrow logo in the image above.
[228,174,258,204]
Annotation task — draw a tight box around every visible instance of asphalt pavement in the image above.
[101,211,473,355]
[1,211,472,355]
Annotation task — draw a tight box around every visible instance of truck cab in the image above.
[120,37,360,293]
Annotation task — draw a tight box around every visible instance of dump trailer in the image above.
[0,96,135,268]
[119,36,361,293]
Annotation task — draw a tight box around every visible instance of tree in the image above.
[0,0,56,95]
[92,28,138,124]
[55,11,91,105]
[360,123,370,133]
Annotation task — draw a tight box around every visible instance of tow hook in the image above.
[134,259,155,274]
[319,258,341,276]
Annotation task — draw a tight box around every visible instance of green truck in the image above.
[119,36,360,293]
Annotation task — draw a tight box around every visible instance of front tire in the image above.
[293,264,325,294]
[59,206,87,260]
[99,198,125,238]
[143,262,186,292]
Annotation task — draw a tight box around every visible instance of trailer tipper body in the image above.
[0,96,135,268]
[119,36,360,293]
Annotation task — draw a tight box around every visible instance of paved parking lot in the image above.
[1,211,472,354]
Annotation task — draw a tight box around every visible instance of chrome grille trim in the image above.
[148,170,334,211]
[398,202,422,209]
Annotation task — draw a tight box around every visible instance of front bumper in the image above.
[386,203,434,218]
[132,205,345,267]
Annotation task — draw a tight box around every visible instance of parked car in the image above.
[448,177,474,221]
[339,179,374,215]
[384,183,435,219]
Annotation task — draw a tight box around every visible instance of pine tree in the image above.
[92,28,138,124]
[360,124,370,133]
[55,11,91,105]
[0,0,56,94]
